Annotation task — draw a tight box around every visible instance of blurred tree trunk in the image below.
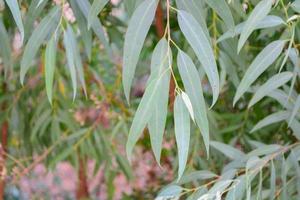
[76,156,89,200]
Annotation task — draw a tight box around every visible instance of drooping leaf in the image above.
[178,170,217,184]
[210,141,245,160]
[126,70,169,160]
[75,0,111,56]
[247,145,281,158]
[174,94,191,180]
[279,24,295,73]
[88,0,110,29]
[217,15,284,43]
[237,0,273,52]
[177,50,210,155]
[157,185,183,198]
[148,39,171,164]
[5,0,24,43]
[248,72,293,107]
[175,0,209,39]
[63,25,78,100]
[122,0,158,102]
[204,0,235,32]
[178,10,219,106]
[270,160,276,200]
[20,6,61,85]
[181,92,195,122]
[0,18,12,77]
[234,40,285,105]
[251,111,290,133]
[44,37,57,105]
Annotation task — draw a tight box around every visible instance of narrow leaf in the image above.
[234,40,285,105]
[0,18,12,77]
[210,141,245,160]
[122,0,158,102]
[177,51,210,155]
[174,94,190,180]
[181,92,195,121]
[288,95,300,126]
[148,39,171,164]
[88,0,109,29]
[248,72,293,107]
[20,6,61,84]
[270,160,276,200]
[237,0,273,52]
[45,37,57,104]
[5,0,24,43]
[178,10,219,106]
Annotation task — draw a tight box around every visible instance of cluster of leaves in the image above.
[1,0,300,199]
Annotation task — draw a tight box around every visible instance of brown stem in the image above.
[154,1,175,110]
[76,155,89,200]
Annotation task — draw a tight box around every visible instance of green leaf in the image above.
[178,10,219,106]
[5,0,24,43]
[157,185,183,198]
[247,144,281,157]
[279,24,295,72]
[147,39,171,164]
[248,72,293,108]
[175,0,209,39]
[174,94,191,181]
[88,0,109,29]
[177,50,210,155]
[63,25,78,100]
[122,0,158,102]
[204,0,235,32]
[181,92,195,121]
[234,40,285,105]
[0,18,12,77]
[20,6,61,85]
[217,15,284,43]
[251,111,290,133]
[270,160,276,200]
[288,95,300,126]
[126,70,169,160]
[44,37,57,105]
[237,0,273,52]
[75,0,112,56]
[178,170,217,184]
[210,141,245,160]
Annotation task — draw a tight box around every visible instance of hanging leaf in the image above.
[181,92,195,122]
[0,18,12,77]
[63,25,78,100]
[270,160,276,200]
[204,0,235,32]
[20,6,61,85]
[148,39,171,164]
[251,111,290,133]
[88,0,109,29]
[122,0,158,102]
[126,70,169,160]
[177,50,210,155]
[178,10,219,106]
[233,40,285,105]
[174,94,191,180]
[157,185,183,198]
[279,24,295,72]
[178,170,217,184]
[210,141,245,160]
[4,0,24,43]
[44,37,57,105]
[237,0,273,52]
[248,72,293,108]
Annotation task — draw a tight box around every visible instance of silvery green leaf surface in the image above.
[248,72,293,108]
[210,141,245,160]
[178,170,217,184]
[234,40,285,105]
[291,0,300,13]
[178,10,219,106]
[88,0,110,28]
[20,6,61,85]
[157,185,183,198]
[237,0,273,52]
[0,18,12,77]
[288,95,300,126]
[177,50,209,155]
[247,145,281,158]
[148,39,171,164]
[174,94,191,180]
[45,37,57,104]
[122,0,158,102]
[269,160,276,200]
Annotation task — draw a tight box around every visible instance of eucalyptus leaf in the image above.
[5,0,24,43]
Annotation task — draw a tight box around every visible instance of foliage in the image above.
[1,0,300,199]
